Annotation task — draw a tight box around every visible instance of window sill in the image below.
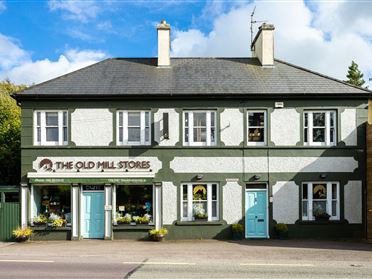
[175,221,224,226]
[31,225,72,231]
[297,220,346,225]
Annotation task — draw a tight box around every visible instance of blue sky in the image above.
[0,0,371,87]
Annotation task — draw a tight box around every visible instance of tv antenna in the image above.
[250,6,267,47]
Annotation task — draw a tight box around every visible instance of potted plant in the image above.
[231,223,244,240]
[148,227,168,241]
[13,227,33,242]
[193,205,208,221]
[32,214,47,226]
[313,208,330,221]
[275,223,289,240]
[134,214,151,225]
[116,213,132,225]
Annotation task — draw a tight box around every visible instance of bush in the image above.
[232,223,244,233]
[274,223,288,233]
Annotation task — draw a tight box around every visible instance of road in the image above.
[0,240,371,278]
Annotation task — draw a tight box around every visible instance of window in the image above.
[114,185,153,224]
[181,183,218,221]
[304,111,336,146]
[247,111,266,145]
[184,111,216,146]
[34,111,68,145]
[31,185,71,224]
[117,111,151,145]
[302,182,339,221]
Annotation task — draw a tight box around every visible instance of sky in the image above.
[0,0,371,88]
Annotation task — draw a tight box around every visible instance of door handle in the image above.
[257,219,264,222]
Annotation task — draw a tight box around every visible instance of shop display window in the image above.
[115,185,153,224]
[32,186,71,226]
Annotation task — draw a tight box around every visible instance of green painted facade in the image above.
[19,97,368,240]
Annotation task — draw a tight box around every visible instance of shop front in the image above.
[23,157,162,240]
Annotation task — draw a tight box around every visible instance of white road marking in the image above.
[123,261,196,265]
[0,259,55,263]
[241,263,315,267]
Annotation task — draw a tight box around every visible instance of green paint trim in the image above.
[29,178,153,184]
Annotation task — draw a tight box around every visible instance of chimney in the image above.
[251,23,275,67]
[157,20,171,67]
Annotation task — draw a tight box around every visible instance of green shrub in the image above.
[274,223,288,233]
[232,223,244,233]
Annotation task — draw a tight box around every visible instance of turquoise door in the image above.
[245,190,268,238]
[82,192,105,239]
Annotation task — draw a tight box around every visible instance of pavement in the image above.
[0,239,372,278]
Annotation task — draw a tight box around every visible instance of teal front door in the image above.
[245,190,268,238]
[82,191,105,239]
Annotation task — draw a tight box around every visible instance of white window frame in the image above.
[247,110,267,146]
[304,111,336,146]
[180,183,219,222]
[183,111,217,146]
[33,110,68,146]
[117,110,151,146]
[301,182,340,221]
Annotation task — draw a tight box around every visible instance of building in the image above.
[14,21,371,240]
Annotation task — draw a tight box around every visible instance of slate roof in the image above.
[14,58,371,99]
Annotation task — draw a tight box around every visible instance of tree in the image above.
[0,80,26,185]
[345,60,365,87]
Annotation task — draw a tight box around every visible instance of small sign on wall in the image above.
[105,205,112,211]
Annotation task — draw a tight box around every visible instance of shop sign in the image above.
[83,185,104,191]
[30,177,154,184]
[34,157,154,173]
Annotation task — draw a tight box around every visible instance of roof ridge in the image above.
[13,58,113,96]
[275,59,372,93]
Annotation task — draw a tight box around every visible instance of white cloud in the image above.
[0,33,107,85]
[171,1,372,88]
[0,1,6,12]
[48,0,99,22]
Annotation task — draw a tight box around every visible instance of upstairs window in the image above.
[117,111,151,145]
[34,111,68,146]
[304,111,336,146]
[183,111,216,146]
[247,111,266,146]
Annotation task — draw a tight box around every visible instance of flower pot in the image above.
[151,234,165,242]
[277,231,288,240]
[15,236,29,242]
[315,216,330,222]
[232,231,243,240]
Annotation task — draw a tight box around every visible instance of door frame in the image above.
[245,185,269,239]
[80,188,105,239]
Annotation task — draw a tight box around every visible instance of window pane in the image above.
[193,201,207,219]
[193,112,206,127]
[332,201,337,216]
[212,201,217,218]
[63,127,67,142]
[46,112,58,126]
[185,127,189,142]
[304,128,308,142]
[182,185,188,200]
[249,112,264,127]
[128,112,140,126]
[303,184,308,199]
[313,184,327,199]
[330,128,335,143]
[332,184,337,199]
[304,113,308,127]
[145,112,150,127]
[211,127,216,143]
[330,112,335,127]
[193,127,206,142]
[145,127,150,142]
[128,127,141,142]
[211,112,215,127]
[313,113,325,127]
[302,201,308,217]
[46,127,58,142]
[37,127,41,142]
[119,112,123,126]
[248,128,264,142]
[212,184,217,200]
[37,112,41,126]
[185,113,189,127]
[63,112,67,126]
[119,127,123,142]
[183,202,188,218]
[313,201,327,214]
[193,184,207,200]
[313,128,325,142]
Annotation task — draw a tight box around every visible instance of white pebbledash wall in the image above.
[220,109,244,146]
[154,109,179,146]
[270,109,300,146]
[341,109,357,146]
[162,181,178,225]
[223,181,242,224]
[71,109,113,146]
[272,181,299,224]
[344,180,362,224]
